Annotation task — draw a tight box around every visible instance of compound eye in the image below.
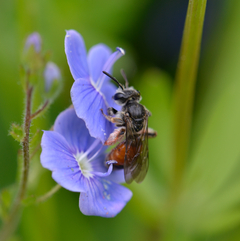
[113,93,127,104]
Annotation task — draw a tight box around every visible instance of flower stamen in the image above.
[88,146,103,162]
[74,152,93,179]
[96,47,125,91]
[77,139,100,162]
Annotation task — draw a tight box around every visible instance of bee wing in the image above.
[124,115,149,184]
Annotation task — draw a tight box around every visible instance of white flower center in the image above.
[74,152,93,179]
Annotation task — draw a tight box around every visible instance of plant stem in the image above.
[21,85,33,200]
[30,100,49,120]
[173,0,207,189]
[0,85,33,241]
[36,184,61,204]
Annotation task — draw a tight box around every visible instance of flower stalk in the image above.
[30,100,49,120]
[0,32,62,240]
[36,184,61,204]
[173,0,207,189]
[0,84,33,241]
[21,84,33,200]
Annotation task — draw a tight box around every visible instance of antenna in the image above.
[120,69,129,88]
[102,71,124,90]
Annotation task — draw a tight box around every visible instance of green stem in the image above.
[36,184,61,204]
[21,85,33,200]
[0,85,33,240]
[173,0,207,188]
[30,100,49,120]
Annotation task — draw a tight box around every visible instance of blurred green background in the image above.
[3,0,240,240]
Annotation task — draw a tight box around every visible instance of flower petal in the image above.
[71,78,115,143]
[79,178,132,217]
[88,44,111,84]
[53,108,98,153]
[96,47,125,90]
[41,131,88,192]
[91,162,114,177]
[90,155,125,183]
[100,81,120,111]
[106,169,125,184]
[65,30,89,80]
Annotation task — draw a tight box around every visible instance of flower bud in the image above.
[24,32,42,53]
[44,62,61,92]
[22,32,44,87]
[43,62,62,101]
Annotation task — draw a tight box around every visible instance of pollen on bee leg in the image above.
[104,128,125,145]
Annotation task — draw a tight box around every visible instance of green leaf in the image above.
[9,123,24,142]
[200,209,240,234]
[173,0,207,186]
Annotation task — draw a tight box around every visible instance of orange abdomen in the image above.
[107,142,126,166]
[107,141,138,166]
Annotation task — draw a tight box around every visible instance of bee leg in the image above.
[101,109,125,125]
[147,127,157,138]
[137,127,157,138]
[144,108,152,117]
[107,107,118,116]
[104,127,126,145]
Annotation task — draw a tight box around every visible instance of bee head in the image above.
[102,71,142,106]
[113,88,141,105]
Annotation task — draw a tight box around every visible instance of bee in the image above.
[101,70,157,184]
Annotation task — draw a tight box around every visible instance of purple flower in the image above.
[65,30,125,143]
[25,32,42,53]
[44,62,61,92]
[41,108,132,217]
